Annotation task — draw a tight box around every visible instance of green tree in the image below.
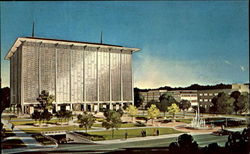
[235,92,249,114]
[168,103,180,122]
[41,110,53,124]
[147,104,160,124]
[31,110,41,124]
[78,112,95,133]
[159,93,178,118]
[64,110,73,124]
[55,110,65,125]
[102,110,122,138]
[0,87,10,117]
[36,90,55,111]
[125,105,138,122]
[230,91,241,114]
[178,99,191,118]
[210,92,235,114]
[145,100,159,109]
[134,88,145,108]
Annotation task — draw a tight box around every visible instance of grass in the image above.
[11,119,65,126]
[176,119,192,124]
[20,125,86,134]
[93,122,145,128]
[2,139,27,149]
[88,127,182,140]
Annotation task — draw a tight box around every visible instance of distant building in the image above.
[139,83,249,111]
[232,83,249,93]
[5,37,140,114]
[197,89,233,110]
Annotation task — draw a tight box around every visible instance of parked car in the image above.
[212,129,232,136]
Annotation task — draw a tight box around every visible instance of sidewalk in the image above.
[2,119,57,154]
[94,132,211,144]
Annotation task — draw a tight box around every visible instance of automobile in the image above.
[212,129,232,136]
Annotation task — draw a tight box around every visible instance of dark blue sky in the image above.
[1,1,249,88]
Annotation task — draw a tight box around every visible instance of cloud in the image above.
[224,60,232,65]
[240,66,245,72]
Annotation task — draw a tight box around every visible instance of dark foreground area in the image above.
[9,127,250,154]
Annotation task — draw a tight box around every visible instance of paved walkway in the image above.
[2,119,57,154]
[94,132,210,144]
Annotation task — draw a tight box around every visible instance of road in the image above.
[46,133,228,153]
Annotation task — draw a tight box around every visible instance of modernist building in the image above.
[197,89,233,110]
[5,37,140,114]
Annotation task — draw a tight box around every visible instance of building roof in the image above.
[5,37,140,60]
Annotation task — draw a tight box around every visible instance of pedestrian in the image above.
[125,130,128,140]
[221,124,225,130]
[156,129,159,136]
[11,124,14,131]
[141,130,144,137]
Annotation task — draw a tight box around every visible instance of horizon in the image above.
[1,1,249,89]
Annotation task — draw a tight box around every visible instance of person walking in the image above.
[156,129,159,136]
[11,124,14,131]
[125,130,128,140]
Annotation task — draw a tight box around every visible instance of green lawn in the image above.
[11,119,66,126]
[176,119,192,124]
[88,127,182,140]
[93,123,145,128]
[20,125,86,134]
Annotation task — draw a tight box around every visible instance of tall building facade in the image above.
[5,37,140,114]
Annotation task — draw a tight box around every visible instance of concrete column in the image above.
[116,104,119,110]
[109,49,112,102]
[83,46,86,101]
[120,50,123,102]
[97,48,99,102]
[30,106,34,114]
[110,103,113,110]
[82,103,86,111]
[70,103,73,111]
[55,44,58,102]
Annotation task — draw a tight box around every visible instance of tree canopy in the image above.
[178,99,191,117]
[168,103,180,122]
[125,105,138,122]
[78,112,95,133]
[147,104,160,124]
[210,92,235,114]
[102,110,122,138]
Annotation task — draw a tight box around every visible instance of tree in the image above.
[0,87,10,117]
[125,105,138,123]
[36,90,55,111]
[55,110,65,125]
[168,103,180,122]
[178,99,191,118]
[31,110,41,124]
[232,92,249,114]
[64,110,73,124]
[147,104,160,125]
[159,93,178,118]
[102,110,122,138]
[230,91,241,114]
[210,92,235,114]
[41,110,53,124]
[78,112,95,133]
[134,88,144,108]
[145,100,158,109]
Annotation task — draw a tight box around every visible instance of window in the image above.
[199,93,203,96]
[204,93,208,96]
